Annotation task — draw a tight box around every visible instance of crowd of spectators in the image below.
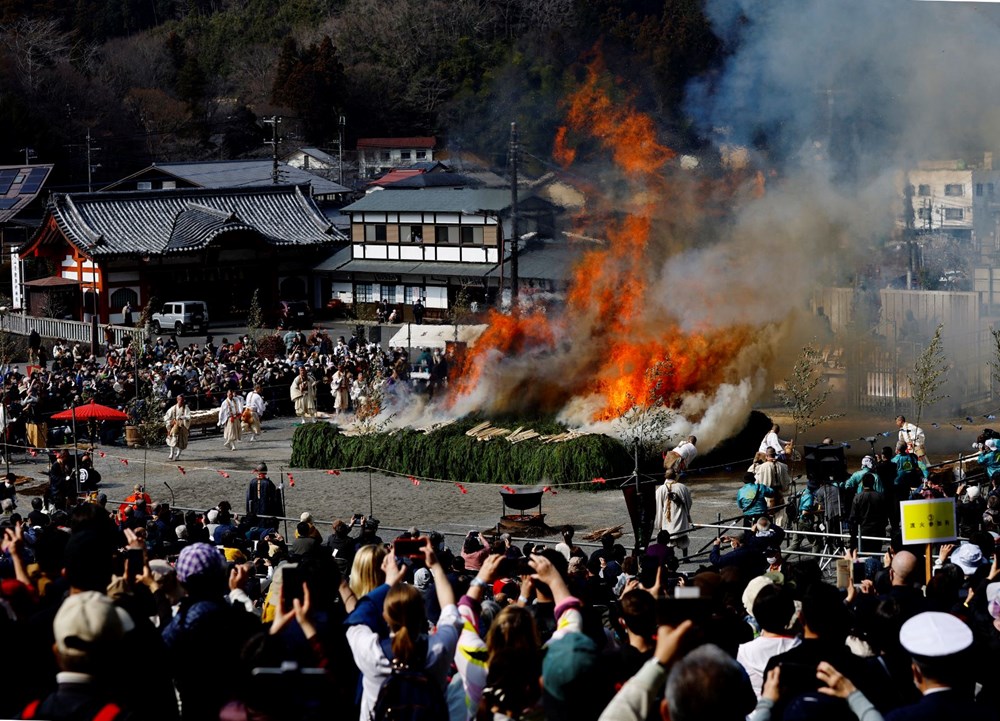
[0,468,995,721]
[0,326,453,453]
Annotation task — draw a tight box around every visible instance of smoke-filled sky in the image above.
[689,0,1000,175]
[436,0,1000,450]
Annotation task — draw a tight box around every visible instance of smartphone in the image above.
[852,561,867,583]
[281,563,305,612]
[656,597,708,627]
[393,537,427,559]
[779,661,818,692]
[125,548,145,583]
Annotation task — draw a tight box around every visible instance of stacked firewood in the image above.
[463,421,584,444]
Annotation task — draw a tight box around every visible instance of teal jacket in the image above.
[843,469,883,495]
[736,482,774,516]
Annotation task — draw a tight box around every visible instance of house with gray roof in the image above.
[19,184,345,324]
[101,159,350,201]
[317,186,569,320]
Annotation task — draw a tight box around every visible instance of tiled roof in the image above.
[295,147,338,165]
[0,165,53,224]
[103,160,349,195]
[357,137,436,150]
[37,184,344,258]
[343,188,515,214]
[369,169,425,187]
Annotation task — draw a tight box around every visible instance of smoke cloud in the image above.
[398,1,1000,451]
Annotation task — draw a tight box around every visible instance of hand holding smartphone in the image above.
[393,537,427,559]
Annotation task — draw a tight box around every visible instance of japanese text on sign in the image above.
[900,497,957,545]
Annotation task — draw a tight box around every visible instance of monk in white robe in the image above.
[243,384,265,441]
[290,368,317,423]
[217,389,244,450]
[163,395,191,460]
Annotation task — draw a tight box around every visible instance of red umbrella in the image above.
[51,400,130,422]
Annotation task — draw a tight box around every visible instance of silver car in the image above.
[151,301,209,335]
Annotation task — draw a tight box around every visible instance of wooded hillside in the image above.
[0,0,721,189]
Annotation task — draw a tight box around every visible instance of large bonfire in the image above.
[448,55,791,450]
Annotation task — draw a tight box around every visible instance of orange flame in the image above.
[451,53,757,423]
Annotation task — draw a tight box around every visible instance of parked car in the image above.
[275,300,312,329]
[151,301,209,335]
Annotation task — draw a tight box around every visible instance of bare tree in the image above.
[0,18,71,93]
[777,344,843,441]
[613,358,676,456]
[908,323,949,426]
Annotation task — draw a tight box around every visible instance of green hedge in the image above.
[290,418,636,488]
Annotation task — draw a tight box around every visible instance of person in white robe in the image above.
[217,389,244,450]
[243,383,266,441]
[163,394,191,460]
[331,366,350,415]
[290,367,317,423]
[653,473,693,555]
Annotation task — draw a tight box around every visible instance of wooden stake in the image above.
[926,542,932,583]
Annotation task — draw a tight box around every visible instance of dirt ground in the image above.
[12,408,982,566]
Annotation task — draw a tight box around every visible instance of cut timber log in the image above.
[581,525,625,542]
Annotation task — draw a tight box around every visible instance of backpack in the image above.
[371,638,448,721]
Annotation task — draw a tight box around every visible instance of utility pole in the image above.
[86,129,101,193]
[263,116,282,184]
[338,115,346,186]
[19,148,36,165]
[509,121,520,308]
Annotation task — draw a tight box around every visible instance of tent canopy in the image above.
[387,324,487,350]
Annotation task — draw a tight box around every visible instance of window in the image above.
[162,180,176,190]
[917,184,930,196]
[944,208,964,220]
[380,285,396,302]
[917,207,931,220]
[404,225,423,242]
[404,286,418,305]
[355,283,374,303]
[990,183,995,196]
[380,151,391,161]
[460,226,484,245]
[977,183,984,196]
[137,181,152,190]
[416,150,427,159]
[400,151,412,161]
[944,184,964,196]
[364,224,387,242]
[435,226,459,244]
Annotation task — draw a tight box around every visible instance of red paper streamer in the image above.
[119,458,129,466]
[98,451,106,458]
[591,477,606,485]
[410,477,420,486]
[287,473,295,488]
[455,483,468,494]
[501,485,515,494]
[543,485,557,495]
[326,469,341,476]
[177,466,185,475]
[217,470,230,479]
[28,449,37,457]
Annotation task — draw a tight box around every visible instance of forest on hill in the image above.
[0,0,721,189]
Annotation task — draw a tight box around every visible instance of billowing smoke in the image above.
[388,1,1000,449]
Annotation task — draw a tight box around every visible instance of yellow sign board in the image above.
[900,497,957,545]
